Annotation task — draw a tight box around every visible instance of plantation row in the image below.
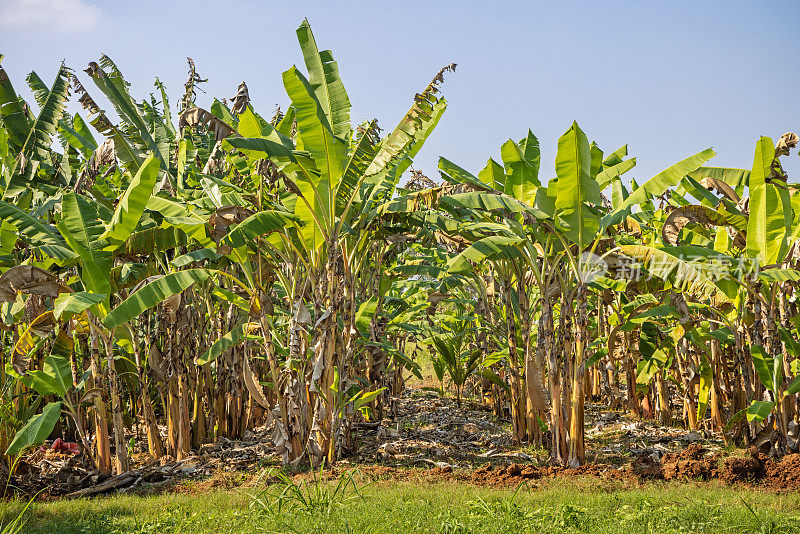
[0,20,798,477]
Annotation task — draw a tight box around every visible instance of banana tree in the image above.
[172,19,454,465]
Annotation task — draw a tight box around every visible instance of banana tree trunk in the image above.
[503,283,526,442]
[676,338,698,429]
[779,287,796,427]
[191,367,206,450]
[624,332,641,418]
[88,326,111,474]
[568,283,587,467]
[520,282,548,444]
[541,296,567,464]
[176,353,191,459]
[134,338,163,459]
[104,331,129,473]
[655,369,671,425]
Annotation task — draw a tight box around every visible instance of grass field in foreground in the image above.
[2,476,799,534]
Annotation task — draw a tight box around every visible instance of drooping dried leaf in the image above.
[179,107,238,142]
[148,343,167,381]
[0,265,64,303]
[662,205,745,246]
[292,299,312,326]
[699,177,740,203]
[160,293,182,323]
[545,280,561,300]
[75,139,117,193]
[243,353,270,408]
[79,388,107,405]
[208,205,254,243]
[427,291,449,304]
[230,82,250,115]
[407,169,437,191]
[775,132,798,157]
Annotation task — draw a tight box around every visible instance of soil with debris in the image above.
[5,388,800,499]
[3,433,280,499]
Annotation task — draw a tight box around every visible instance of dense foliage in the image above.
[1,20,799,477]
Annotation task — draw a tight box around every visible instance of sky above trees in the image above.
[1,0,797,184]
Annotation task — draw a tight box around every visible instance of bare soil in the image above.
[5,388,800,499]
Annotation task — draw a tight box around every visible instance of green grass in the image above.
[2,475,799,533]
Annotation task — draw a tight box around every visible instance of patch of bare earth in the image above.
[8,388,800,499]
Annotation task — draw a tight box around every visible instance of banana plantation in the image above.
[2,19,800,493]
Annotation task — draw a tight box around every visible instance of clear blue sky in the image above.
[1,0,798,185]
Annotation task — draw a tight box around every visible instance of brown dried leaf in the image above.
[208,206,254,243]
[243,354,270,409]
[148,343,167,382]
[179,107,238,142]
[775,132,798,157]
[179,58,207,113]
[427,291,449,304]
[230,82,250,115]
[79,388,107,405]
[292,300,312,326]
[161,293,181,323]
[662,205,744,246]
[0,266,63,303]
[700,177,740,203]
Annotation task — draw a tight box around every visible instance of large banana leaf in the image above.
[0,62,30,151]
[283,66,347,187]
[283,66,347,250]
[102,268,214,328]
[0,199,64,247]
[221,210,298,249]
[597,157,636,189]
[146,196,196,218]
[689,166,749,197]
[751,344,781,395]
[441,192,549,219]
[57,192,112,301]
[335,121,379,215]
[20,65,69,157]
[478,158,506,192]
[296,19,351,139]
[27,71,96,162]
[553,122,601,249]
[439,157,497,192]
[223,137,296,162]
[746,136,791,266]
[22,355,72,397]
[602,144,629,166]
[160,216,212,248]
[58,114,98,159]
[5,401,62,456]
[678,175,725,207]
[3,65,71,198]
[602,148,716,229]
[196,322,249,366]
[365,65,451,182]
[617,245,734,305]
[636,321,669,385]
[85,58,171,176]
[101,154,160,249]
[53,291,106,320]
[447,235,528,274]
[73,78,145,174]
[610,177,629,209]
[501,130,540,204]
